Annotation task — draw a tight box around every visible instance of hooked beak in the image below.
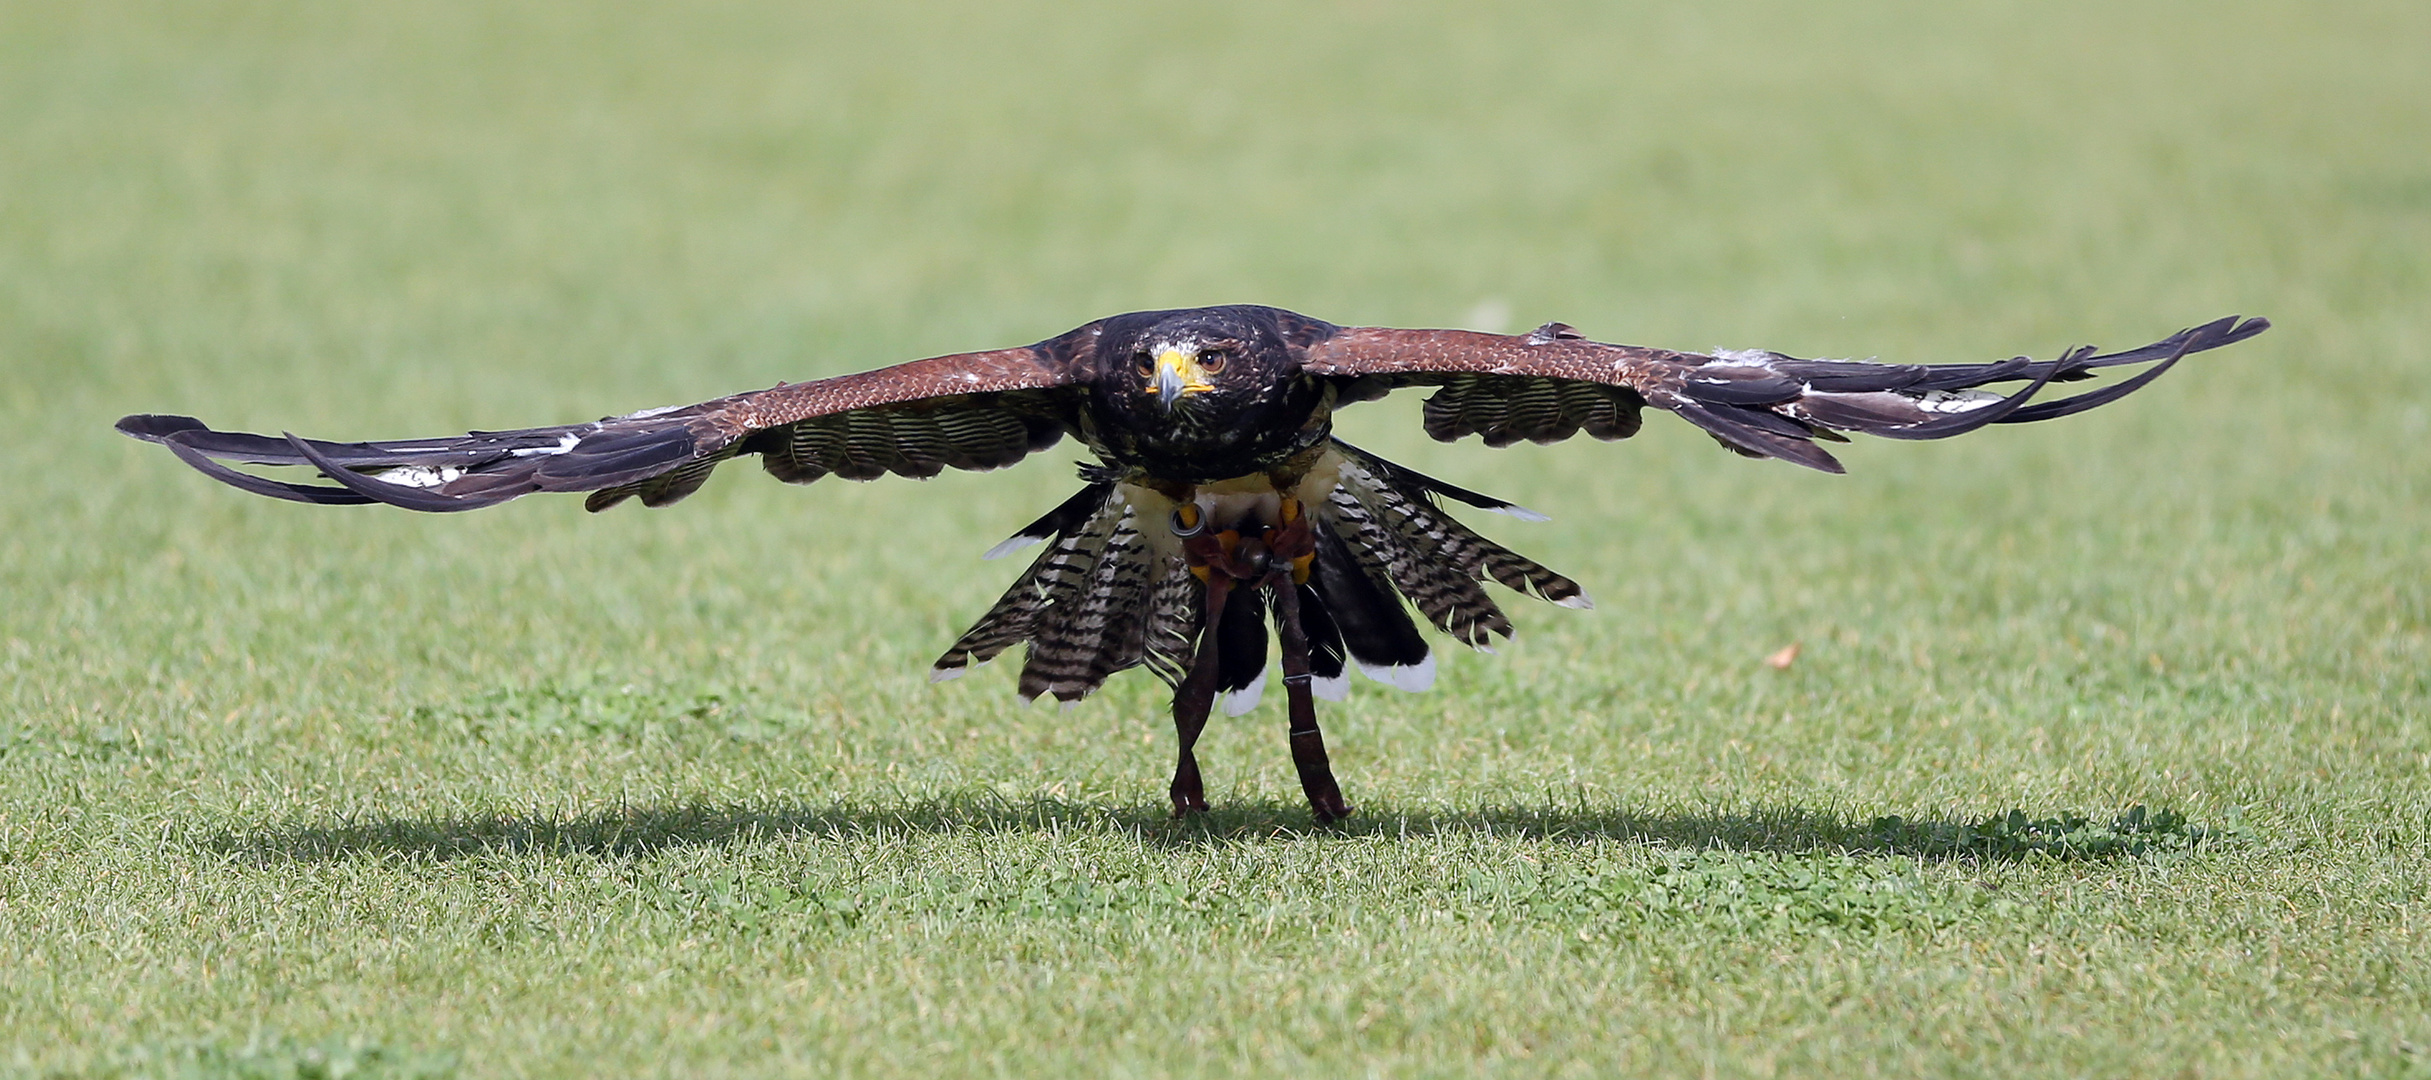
[1148,348,1215,411]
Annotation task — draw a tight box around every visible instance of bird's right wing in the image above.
[1302,316,2270,473]
[118,326,1103,513]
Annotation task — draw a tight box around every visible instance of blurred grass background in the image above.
[2,1,2425,1076]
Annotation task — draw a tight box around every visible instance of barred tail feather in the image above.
[1309,505,1431,684]
[1010,495,1130,702]
[1314,444,1589,683]
[935,446,1590,705]
[932,485,1180,704]
[930,518,1088,683]
[1324,479,1492,643]
[1142,565,1202,688]
[1015,504,1155,703]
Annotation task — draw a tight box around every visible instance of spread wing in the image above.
[1302,316,2269,473]
[117,332,1096,513]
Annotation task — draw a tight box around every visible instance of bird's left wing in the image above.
[1301,316,2268,473]
[119,331,1099,513]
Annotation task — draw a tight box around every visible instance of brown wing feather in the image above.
[1303,317,2269,473]
[120,335,1093,513]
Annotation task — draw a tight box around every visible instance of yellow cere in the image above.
[1151,348,1216,395]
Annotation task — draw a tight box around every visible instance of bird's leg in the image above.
[1268,574,1351,823]
[1260,498,1351,823]
[1168,551,1232,817]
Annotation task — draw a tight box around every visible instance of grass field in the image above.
[4,1,2427,1076]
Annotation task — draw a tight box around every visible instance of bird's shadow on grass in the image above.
[203,794,2223,865]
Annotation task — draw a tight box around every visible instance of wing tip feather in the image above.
[117,414,208,442]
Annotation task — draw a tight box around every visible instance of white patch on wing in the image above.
[1357,653,1436,693]
[510,432,583,457]
[1709,348,1780,367]
[1222,671,1267,716]
[618,405,683,420]
[982,534,1046,561]
[1556,591,1596,610]
[1911,389,2003,413]
[1310,672,1350,702]
[374,465,463,488]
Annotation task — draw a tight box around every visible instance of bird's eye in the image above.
[1135,352,1154,378]
[1198,351,1226,374]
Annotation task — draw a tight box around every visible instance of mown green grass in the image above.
[3,1,2426,1076]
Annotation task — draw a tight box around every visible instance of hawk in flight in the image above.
[120,306,2267,821]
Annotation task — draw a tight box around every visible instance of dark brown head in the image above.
[1083,305,1339,479]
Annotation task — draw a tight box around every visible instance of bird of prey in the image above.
[119,306,2267,821]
